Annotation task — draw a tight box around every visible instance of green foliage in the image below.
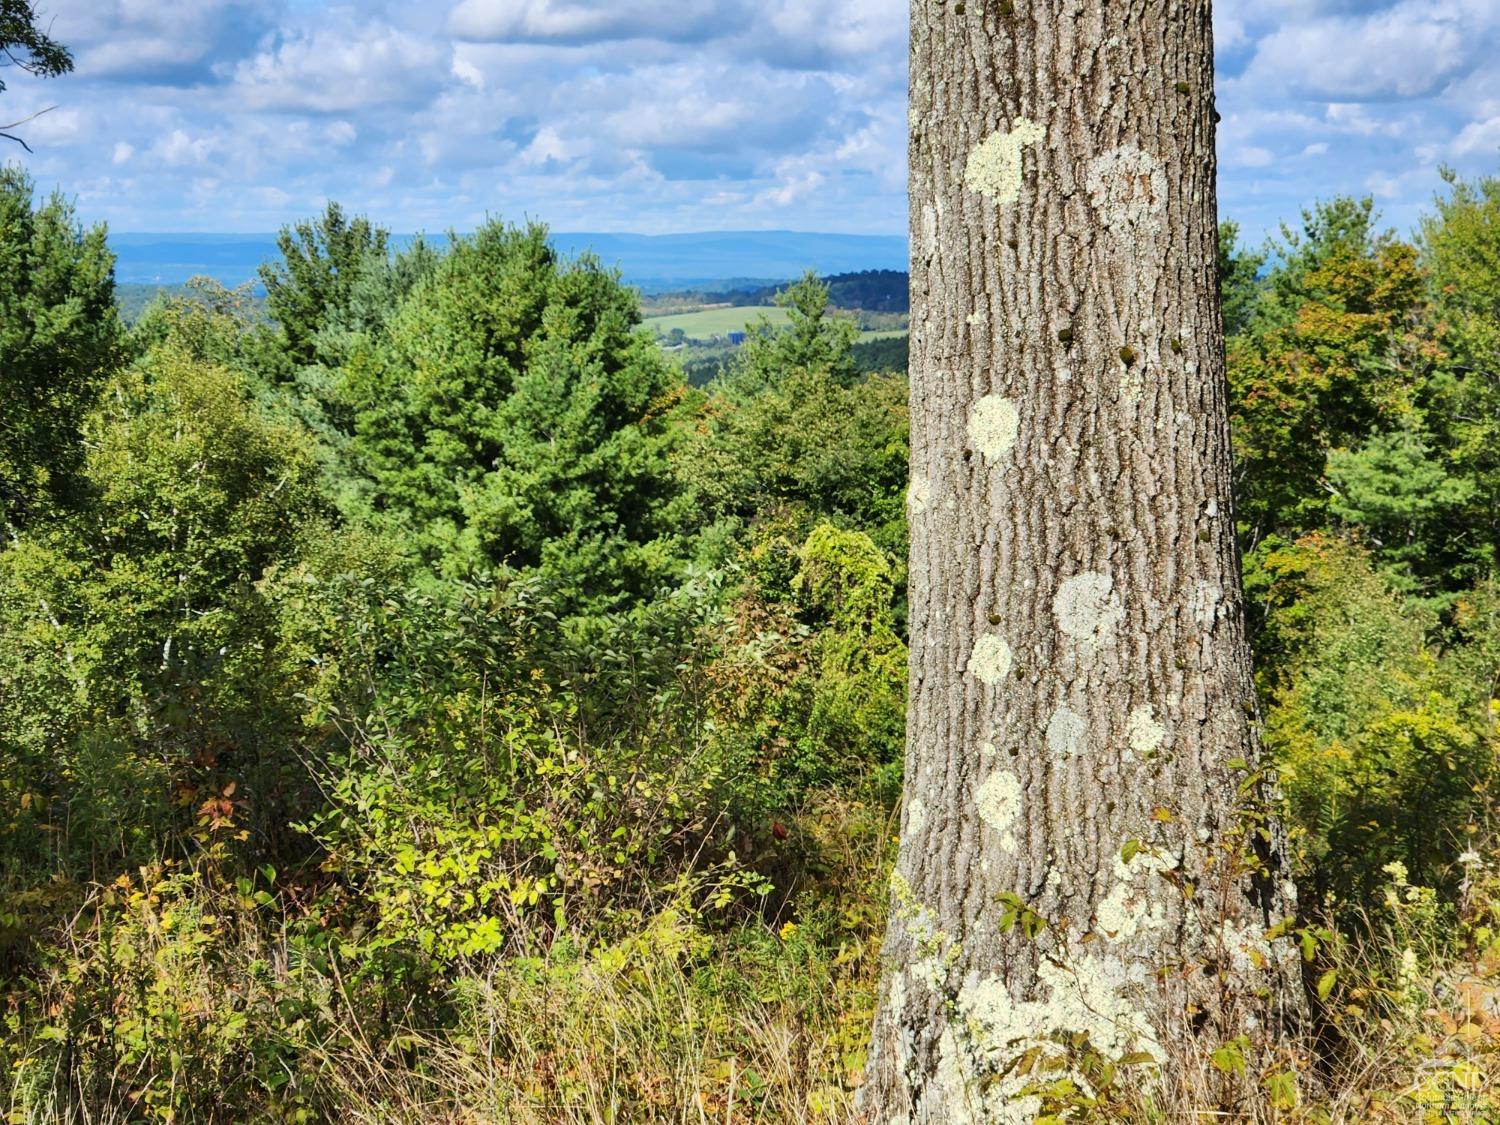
[0,167,121,528]
[1327,424,1475,591]
[0,0,71,117]
[0,326,325,881]
[851,332,908,374]
[1217,220,1265,338]
[796,524,906,788]
[725,272,859,395]
[678,274,908,572]
[258,202,390,368]
[1248,534,1496,912]
[1421,169,1500,575]
[343,219,688,611]
[300,574,767,963]
[11,168,1500,1121]
[1226,196,1465,587]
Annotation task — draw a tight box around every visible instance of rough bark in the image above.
[863,1,1304,1119]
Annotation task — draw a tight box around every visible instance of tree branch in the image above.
[0,102,54,150]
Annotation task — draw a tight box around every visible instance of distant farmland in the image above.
[644,305,905,343]
[644,305,793,339]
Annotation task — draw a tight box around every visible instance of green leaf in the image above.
[1267,1069,1298,1109]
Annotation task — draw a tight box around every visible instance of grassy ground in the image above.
[645,306,793,338]
[645,305,908,346]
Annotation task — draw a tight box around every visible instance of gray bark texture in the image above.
[862,1,1305,1120]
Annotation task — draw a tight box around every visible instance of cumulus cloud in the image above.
[51,0,278,83]
[450,0,745,45]
[1242,1,1480,100]
[1439,116,1500,159]
[3,0,1499,243]
[230,19,451,113]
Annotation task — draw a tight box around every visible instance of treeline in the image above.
[1,168,908,1119]
[3,159,1500,1118]
[645,268,909,314]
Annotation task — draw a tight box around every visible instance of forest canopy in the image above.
[3,161,1500,1118]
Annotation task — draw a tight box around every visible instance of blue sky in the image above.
[3,0,1499,244]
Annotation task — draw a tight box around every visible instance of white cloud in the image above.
[1448,116,1500,158]
[230,21,450,113]
[52,0,274,82]
[1243,0,1492,100]
[520,125,577,166]
[5,0,1498,245]
[451,57,485,88]
[450,0,743,45]
[152,128,218,167]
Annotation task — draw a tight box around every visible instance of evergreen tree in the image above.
[258,202,390,368]
[0,168,120,530]
[344,219,687,611]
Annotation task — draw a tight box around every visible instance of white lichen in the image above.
[1084,144,1168,235]
[891,871,954,989]
[906,796,928,837]
[967,394,1020,460]
[907,473,931,515]
[968,633,1013,687]
[1053,572,1124,649]
[936,957,1162,1120]
[1126,705,1165,756]
[975,770,1022,852]
[1045,707,1085,759]
[963,117,1046,203]
[1094,850,1174,943]
[1192,579,1223,631]
[966,309,988,327]
[1216,918,1272,975]
[888,969,907,1014]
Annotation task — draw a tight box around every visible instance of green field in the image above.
[644,305,791,338]
[646,305,907,343]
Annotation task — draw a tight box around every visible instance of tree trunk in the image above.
[864,2,1304,1119]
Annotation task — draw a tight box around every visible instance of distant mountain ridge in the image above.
[108,230,909,292]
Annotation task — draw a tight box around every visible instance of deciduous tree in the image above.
[864,3,1304,1117]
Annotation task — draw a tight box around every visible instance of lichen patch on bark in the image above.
[906,796,929,837]
[962,117,1046,203]
[1126,705,1165,756]
[1192,579,1224,631]
[1053,572,1124,649]
[1093,850,1174,941]
[967,395,1019,460]
[908,473,932,515]
[1045,707,1085,758]
[888,969,907,1015]
[1085,144,1168,235]
[975,770,1022,851]
[933,957,1162,1120]
[967,633,1014,686]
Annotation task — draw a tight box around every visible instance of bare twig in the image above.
[0,102,56,151]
